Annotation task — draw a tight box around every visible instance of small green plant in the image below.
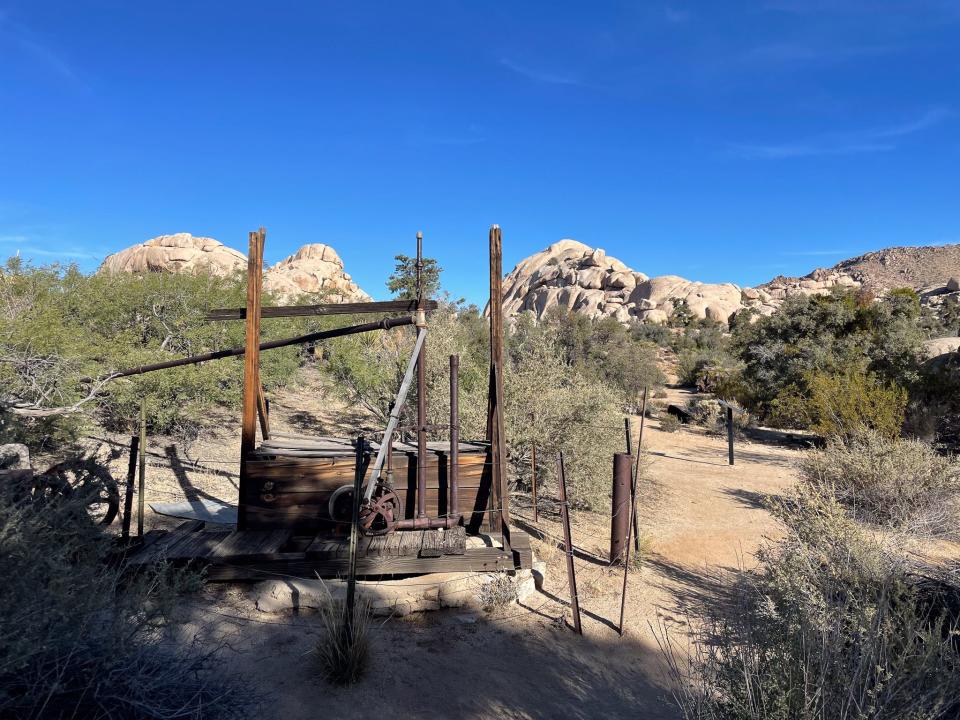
[314,592,373,686]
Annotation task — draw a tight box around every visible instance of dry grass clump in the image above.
[660,487,960,720]
[313,591,372,686]
[660,414,681,433]
[0,479,256,719]
[799,429,960,534]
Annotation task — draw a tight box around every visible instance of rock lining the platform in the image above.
[250,562,544,617]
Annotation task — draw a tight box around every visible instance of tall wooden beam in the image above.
[486,225,510,550]
[238,228,265,530]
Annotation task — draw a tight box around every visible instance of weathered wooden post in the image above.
[238,228,264,530]
[137,399,146,538]
[122,432,139,541]
[557,452,582,634]
[449,354,460,520]
[486,225,510,552]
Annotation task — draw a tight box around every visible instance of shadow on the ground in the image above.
[164,444,233,505]
[646,555,747,622]
[175,588,680,720]
[720,487,782,510]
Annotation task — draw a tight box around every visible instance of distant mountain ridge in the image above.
[500,240,960,326]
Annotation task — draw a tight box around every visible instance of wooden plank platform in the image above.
[123,525,531,580]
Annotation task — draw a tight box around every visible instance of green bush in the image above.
[662,486,960,720]
[730,290,925,429]
[805,368,908,439]
[0,258,304,447]
[799,430,960,533]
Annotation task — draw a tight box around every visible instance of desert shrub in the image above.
[660,414,681,433]
[328,304,626,508]
[478,573,519,612]
[662,486,960,720]
[0,476,256,718]
[805,368,908,439]
[313,592,372,686]
[799,430,960,533]
[0,258,303,447]
[730,290,925,429]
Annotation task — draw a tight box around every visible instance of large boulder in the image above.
[99,233,246,277]
[263,244,371,302]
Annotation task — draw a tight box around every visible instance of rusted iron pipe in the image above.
[611,452,633,564]
[449,354,460,522]
[82,316,415,383]
[395,516,460,530]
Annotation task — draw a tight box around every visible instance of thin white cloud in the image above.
[0,235,29,244]
[730,108,951,159]
[0,12,85,88]
[14,247,100,260]
[499,58,583,86]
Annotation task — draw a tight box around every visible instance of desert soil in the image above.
[100,381,803,719]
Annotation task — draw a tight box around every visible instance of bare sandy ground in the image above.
[99,381,803,719]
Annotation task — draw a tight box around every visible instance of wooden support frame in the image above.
[237,228,265,530]
[206,299,438,321]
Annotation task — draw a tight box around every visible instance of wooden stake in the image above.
[238,228,264,530]
[557,452,582,635]
[122,433,138,541]
[137,400,146,538]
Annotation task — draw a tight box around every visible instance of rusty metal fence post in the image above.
[610,453,633,564]
[346,435,366,641]
[557,452,582,635]
[137,400,146,539]
[121,433,139,541]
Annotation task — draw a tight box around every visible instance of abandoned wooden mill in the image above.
[121,225,533,579]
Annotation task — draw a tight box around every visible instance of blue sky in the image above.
[1,1,957,304]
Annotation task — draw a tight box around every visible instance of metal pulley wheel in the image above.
[328,484,399,536]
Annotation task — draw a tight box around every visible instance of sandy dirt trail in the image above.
[120,381,802,719]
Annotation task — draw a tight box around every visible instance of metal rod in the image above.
[621,387,648,635]
[624,417,632,457]
[121,433,138,541]
[82,316,415,383]
[346,436,365,642]
[632,388,648,552]
[557,452,582,635]
[727,405,735,466]
[364,328,427,501]
[531,442,538,524]
[416,334,427,519]
[137,400,146,539]
[449,354,460,521]
[415,231,427,520]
